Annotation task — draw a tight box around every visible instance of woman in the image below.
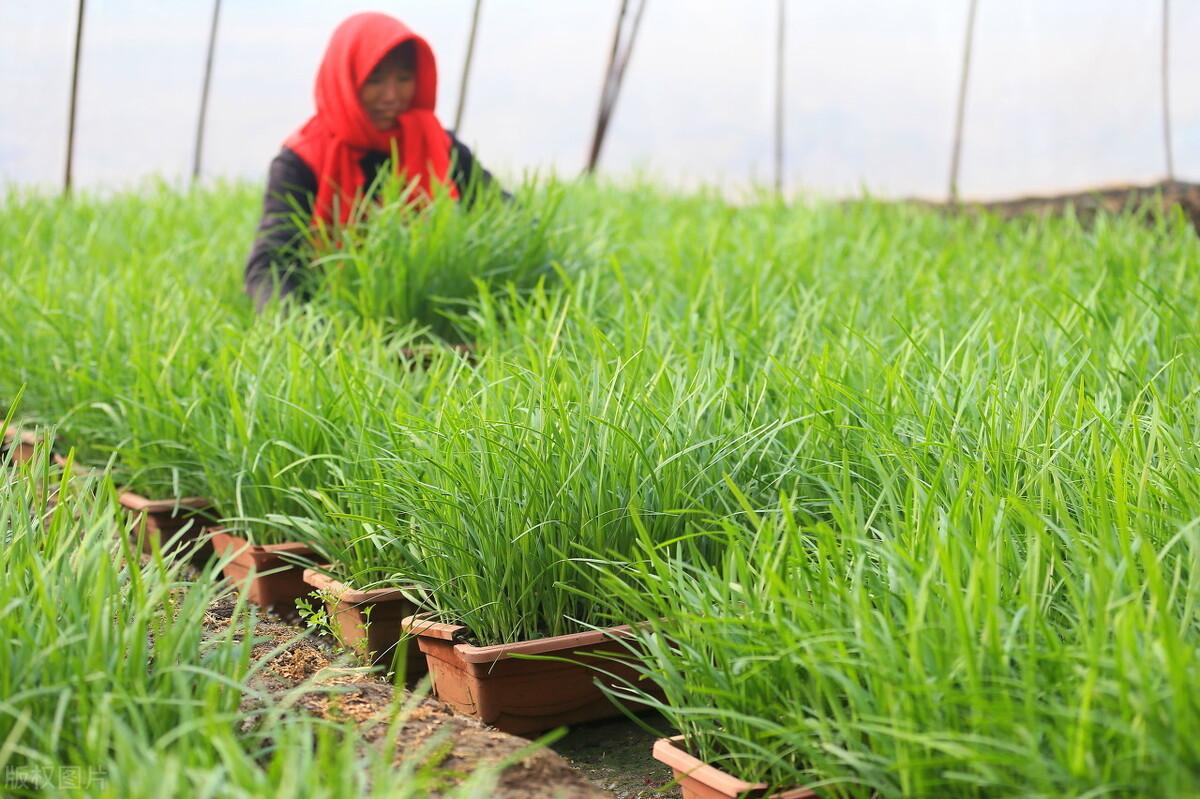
[245,12,502,310]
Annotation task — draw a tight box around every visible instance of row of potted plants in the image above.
[10,358,825,796]
[9,427,781,799]
[7,432,803,797]
[9,419,821,798]
[1,439,516,797]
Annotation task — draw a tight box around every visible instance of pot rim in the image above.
[401,613,643,663]
[2,427,40,447]
[49,452,101,477]
[118,490,212,514]
[652,736,817,799]
[209,528,314,555]
[302,567,416,604]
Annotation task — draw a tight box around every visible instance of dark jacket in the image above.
[244,132,501,310]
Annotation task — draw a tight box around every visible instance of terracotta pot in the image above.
[398,342,476,370]
[301,568,427,676]
[42,454,210,558]
[652,736,817,799]
[118,491,215,560]
[3,429,65,508]
[210,529,315,611]
[2,427,40,465]
[401,615,660,736]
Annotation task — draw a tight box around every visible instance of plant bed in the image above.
[2,427,40,465]
[210,529,315,611]
[652,736,817,799]
[119,491,216,560]
[401,615,659,736]
[301,568,426,677]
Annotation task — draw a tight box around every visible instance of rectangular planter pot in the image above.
[302,569,426,677]
[402,615,659,736]
[652,736,817,799]
[119,491,215,560]
[210,529,315,611]
[2,427,40,465]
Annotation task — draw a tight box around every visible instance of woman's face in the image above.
[359,49,416,131]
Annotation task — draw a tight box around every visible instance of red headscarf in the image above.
[284,13,457,226]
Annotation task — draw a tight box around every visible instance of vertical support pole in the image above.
[586,0,647,174]
[948,0,978,205]
[773,0,786,196]
[454,0,483,134]
[64,0,86,194]
[193,0,222,182]
[1161,0,1174,182]
[587,0,630,175]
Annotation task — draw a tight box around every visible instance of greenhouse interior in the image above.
[2,1,1198,797]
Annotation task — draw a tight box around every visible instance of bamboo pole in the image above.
[586,0,630,174]
[64,0,86,194]
[609,0,647,99]
[454,0,483,133]
[773,0,786,196]
[586,0,647,174]
[948,0,979,205]
[1161,0,1174,182]
[193,0,222,182]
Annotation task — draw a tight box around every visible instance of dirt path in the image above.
[556,714,681,798]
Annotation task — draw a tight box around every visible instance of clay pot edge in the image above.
[400,613,471,643]
[2,427,40,448]
[302,567,415,604]
[652,736,817,799]
[209,528,315,556]
[118,490,212,515]
[402,613,645,664]
[50,451,103,477]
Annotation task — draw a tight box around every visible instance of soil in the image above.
[940,179,1200,233]
[555,713,682,798]
[202,591,680,798]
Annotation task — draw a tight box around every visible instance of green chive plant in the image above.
[308,173,577,340]
[596,457,1200,797]
[328,312,812,644]
[580,205,1200,796]
[0,185,256,497]
[182,309,480,547]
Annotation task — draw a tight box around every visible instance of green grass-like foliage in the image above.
[308,174,571,339]
[0,438,501,796]
[0,185,255,497]
[596,480,1199,797]
[2,181,1200,795]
